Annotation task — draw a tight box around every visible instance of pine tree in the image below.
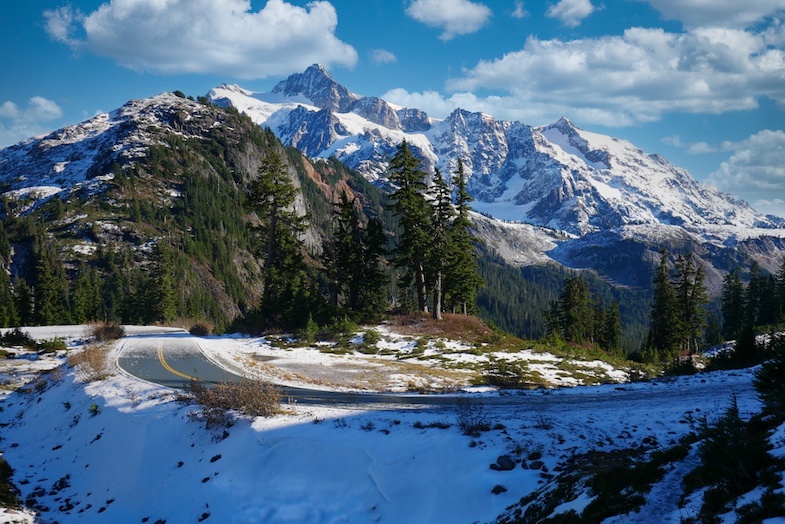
[445,158,482,315]
[556,276,593,343]
[246,149,310,328]
[324,191,388,322]
[150,243,178,324]
[721,268,746,340]
[32,232,69,325]
[674,253,708,354]
[386,141,432,313]
[647,250,680,361]
[603,300,623,355]
[428,168,455,321]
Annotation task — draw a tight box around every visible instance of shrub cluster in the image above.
[88,322,125,342]
[187,378,281,428]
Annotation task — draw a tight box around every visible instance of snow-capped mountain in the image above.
[208,65,785,240]
[0,93,224,200]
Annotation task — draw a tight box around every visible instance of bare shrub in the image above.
[88,322,125,342]
[69,343,111,381]
[187,378,281,428]
[456,398,491,437]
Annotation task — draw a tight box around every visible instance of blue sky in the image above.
[2,0,785,216]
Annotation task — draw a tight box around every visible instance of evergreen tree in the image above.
[32,232,69,325]
[150,243,178,324]
[324,191,388,322]
[647,250,680,361]
[554,276,593,343]
[674,253,708,354]
[427,168,455,320]
[13,278,34,327]
[603,300,623,355]
[246,149,310,328]
[386,141,432,312]
[445,158,483,315]
[721,268,746,340]
[0,267,17,327]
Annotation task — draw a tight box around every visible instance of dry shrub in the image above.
[188,378,281,427]
[69,343,111,381]
[88,322,125,342]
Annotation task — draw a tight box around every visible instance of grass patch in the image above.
[68,343,111,381]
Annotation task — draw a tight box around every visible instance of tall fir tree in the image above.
[324,191,388,322]
[721,268,746,340]
[445,158,483,315]
[386,140,432,313]
[674,253,708,354]
[646,250,681,362]
[427,168,455,321]
[246,149,310,328]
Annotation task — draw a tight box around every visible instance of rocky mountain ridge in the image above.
[207,65,785,289]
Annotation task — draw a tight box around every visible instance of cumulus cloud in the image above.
[0,97,64,147]
[370,49,397,64]
[405,0,492,40]
[707,130,785,216]
[440,24,785,126]
[546,0,595,28]
[43,0,357,79]
[641,0,785,29]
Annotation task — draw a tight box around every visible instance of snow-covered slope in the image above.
[0,327,775,524]
[0,93,222,201]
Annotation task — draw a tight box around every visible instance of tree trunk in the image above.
[433,271,443,321]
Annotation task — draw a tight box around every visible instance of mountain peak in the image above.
[271,64,359,112]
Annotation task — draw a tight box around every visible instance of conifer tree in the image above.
[324,191,388,322]
[445,158,483,315]
[32,232,69,325]
[150,243,178,324]
[647,250,680,361]
[428,168,455,320]
[246,149,310,327]
[0,268,17,327]
[721,268,746,340]
[603,300,622,355]
[674,253,708,354]
[557,276,593,343]
[386,141,431,312]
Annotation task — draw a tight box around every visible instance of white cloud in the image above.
[641,0,785,29]
[370,49,397,64]
[687,142,718,154]
[405,0,492,40]
[441,23,785,126]
[707,130,785,216]
[661,135,684,147]
[512,1,529,19]
[546,0,595,28]
[0,97,64,147]
[43,0,357,79]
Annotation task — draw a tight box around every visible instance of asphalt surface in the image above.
[115,333,757,414]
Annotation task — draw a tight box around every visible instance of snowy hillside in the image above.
[1,326,781,523]
[0,94,219,200]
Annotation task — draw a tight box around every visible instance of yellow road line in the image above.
[157,344,198,381]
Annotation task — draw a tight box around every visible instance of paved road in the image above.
[115,333,757,414]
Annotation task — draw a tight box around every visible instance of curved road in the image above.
[116,332,758,415]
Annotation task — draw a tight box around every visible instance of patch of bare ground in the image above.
[385,313,495,343]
